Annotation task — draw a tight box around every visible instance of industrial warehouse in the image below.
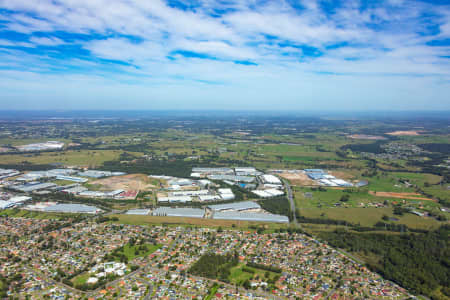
[0,165,364,223]
[130,200,289,223]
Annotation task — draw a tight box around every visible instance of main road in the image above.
[282,179,298,226]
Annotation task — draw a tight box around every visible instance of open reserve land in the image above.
[297,207,442,230]
[110,214,287,230]
[0,150,142,167]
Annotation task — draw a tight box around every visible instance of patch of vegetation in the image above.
[419,143,450,154]
[258,196,291,218]
[320,225,450,300]
[0,276,8,298]
[341,141,387,154]
[246,262,282,273]
[205,283,219,300]
[189,252,239,282]
[105,239,161,263]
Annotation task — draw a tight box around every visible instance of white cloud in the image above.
[29,36,66,46]
[0,39,34,47]
[85,38,165,62]
[0,0,449,110]
[173,39,257,60]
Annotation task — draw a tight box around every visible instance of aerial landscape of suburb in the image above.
[0,0,449,300]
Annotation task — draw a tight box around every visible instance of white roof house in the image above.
[87,277,99,284]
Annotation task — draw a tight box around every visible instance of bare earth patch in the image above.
[328,171,355,181]
[386,131,422,136]
[369,191,436,201]
[91,174,156,191]
[278,172,317,186]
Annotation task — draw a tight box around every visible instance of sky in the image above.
[0,0,449,111]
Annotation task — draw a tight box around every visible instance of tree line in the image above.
[319,225,450,300]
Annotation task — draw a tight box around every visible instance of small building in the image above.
[87,277,98,284]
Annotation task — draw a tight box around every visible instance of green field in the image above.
[294,185,440,210]
[297,207,442,230]
[0,209,82,220]
[205,284,219,300]
[423,185,450,202]
[116,243,162,261]
[110,214,289,230]
[294,187,381,208]
[0,150,142,167]
[228,263,279,286]
[364,172,442,192]
[71,272,91,286]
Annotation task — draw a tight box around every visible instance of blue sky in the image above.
[0,0,449,110]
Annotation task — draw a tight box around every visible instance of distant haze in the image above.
[0,0,449,110]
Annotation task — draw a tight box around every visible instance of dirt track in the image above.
[369,191,435,201]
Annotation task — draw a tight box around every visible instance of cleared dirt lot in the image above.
[386,130,422,136]
[369,191,436,201]
[328,170,355,181]
[278,172,317,186]
[90,174,156,191]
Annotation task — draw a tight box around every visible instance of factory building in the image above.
[259,174,282,185]
[213,212,289,223]
[43,203,102,214]
[158,196,192,203]
[126,209,151,215]
[208,201,261,212]
[252,189,285,198]
[152,207,205,218]
[191,167,234,175]
[171,190,209,197]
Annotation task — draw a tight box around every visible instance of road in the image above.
[324,276,341,300]
[282,179,298,226]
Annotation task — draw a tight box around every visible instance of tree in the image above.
[243,279,251,289]
[393,206,407,216]
[340,194,350,202]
